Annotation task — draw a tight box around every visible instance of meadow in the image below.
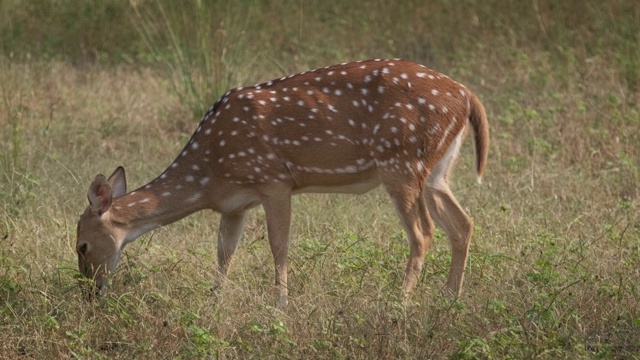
[0,0,639,358]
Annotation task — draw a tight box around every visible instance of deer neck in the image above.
[109,166,212,243]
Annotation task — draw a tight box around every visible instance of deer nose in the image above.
[97,282,107,297]
[77,242,89,256]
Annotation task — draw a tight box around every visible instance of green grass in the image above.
[1,0,639,358]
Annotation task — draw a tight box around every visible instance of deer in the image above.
[76,59,489,308]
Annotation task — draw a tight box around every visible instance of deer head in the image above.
[76,166,128,296]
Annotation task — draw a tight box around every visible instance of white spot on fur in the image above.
[186,193,202,203]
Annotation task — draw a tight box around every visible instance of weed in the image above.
[65,329,102,358]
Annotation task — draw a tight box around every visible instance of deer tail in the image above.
[468,93,489,183]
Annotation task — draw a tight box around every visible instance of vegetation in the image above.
[1,0,639,358]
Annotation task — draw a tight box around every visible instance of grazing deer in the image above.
[76,59,489,307]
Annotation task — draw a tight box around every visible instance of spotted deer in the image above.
[76,59,489,307]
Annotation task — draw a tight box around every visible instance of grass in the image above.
[1,0,639,358]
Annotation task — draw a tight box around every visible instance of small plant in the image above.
[251,320,297,350]
[185,324,229,358]
[65,329,102,358]
[176,308,230,357]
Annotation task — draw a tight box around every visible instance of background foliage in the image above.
[1,0,639,358]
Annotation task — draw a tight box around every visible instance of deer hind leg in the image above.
[405,195,436,295]
[425,184,473,298]
[215,211,248,292]
[383,177,434,296]
[425,131,473,298]
[260,191,292,309]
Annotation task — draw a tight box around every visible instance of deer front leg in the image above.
[214,211,248,293]
[261,193,292,309]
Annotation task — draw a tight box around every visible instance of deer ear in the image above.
[107,166,127,198]
[88,175,112,216]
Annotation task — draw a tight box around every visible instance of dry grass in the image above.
[1,1,639,358]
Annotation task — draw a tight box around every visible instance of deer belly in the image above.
[292,168,381,194]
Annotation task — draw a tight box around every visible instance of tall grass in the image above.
[0,0,639,358]
[132,1,256,116]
